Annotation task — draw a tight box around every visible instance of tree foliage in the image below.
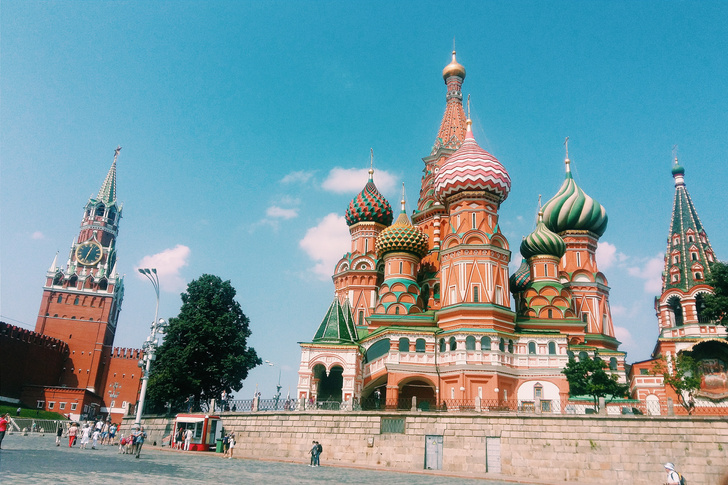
[147,274,261,410]
[652,352,702,414]
[702,261,728,327]
[562,356,629,411]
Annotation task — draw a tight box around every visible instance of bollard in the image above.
[598,397,606,415]
[475,396,481,413]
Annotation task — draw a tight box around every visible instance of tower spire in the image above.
[97,146,120,204]
[564,137,571,173]
[663,160,716,292]
[369,148,374,180]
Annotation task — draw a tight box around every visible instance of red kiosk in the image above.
[174,414,222,451]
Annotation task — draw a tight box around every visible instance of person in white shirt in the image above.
[664,463,680,485]
[184,427,193,451]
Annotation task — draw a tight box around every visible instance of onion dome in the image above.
[520,210,566,260]
[443,51,466,80]
[509,258,532,292]
[345,168,394,226]
[671,161,685,176]
[376,193,429,258]
[542,156,608,237]
[434,119,511,202]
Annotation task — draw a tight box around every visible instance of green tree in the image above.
[147,274,261,411]
[562,356,629,412]
[702,261,728,327]
[652,352,702,415]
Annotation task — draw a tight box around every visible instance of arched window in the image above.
[696,293,709,323]
[57,295,63,304]
[473,285,479,303]
[668,295,684,326]
[465,336,476,350]
[534,383,543,399]
[609,357,618,370]
[398,337,409,352]
[439,338,446,353]
[694,272,702,280]
[358,310,365,326]
[499,338,505,352]
[481,336,491,350]
[449,337,457,351]
[433,283,441,300]
[548,342,556,355]
[415,338,426,353]
[528,342,536,355]
[74,297,79,305]
[508,340,514,353]
[547,309,553,319]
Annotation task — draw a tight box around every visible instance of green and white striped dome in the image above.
[520,211,566,259]
[542,158,608,237]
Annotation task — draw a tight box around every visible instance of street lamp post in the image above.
[265,360,282,410]
[135,268,168,425]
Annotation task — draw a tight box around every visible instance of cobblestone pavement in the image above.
[0,433,544,485]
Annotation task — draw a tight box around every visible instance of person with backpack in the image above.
[664,462,685,485]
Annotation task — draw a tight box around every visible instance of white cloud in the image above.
[136,244,191,292]
[31,231,44,240]
[299,213,350,279]
[613,325,635,348]
[596,241,627,269]
[322,167,397,194]
[281,170,315,185]
[627,255,664,294]
[266,206,299,220]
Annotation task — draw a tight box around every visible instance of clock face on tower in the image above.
[75,241,103,266]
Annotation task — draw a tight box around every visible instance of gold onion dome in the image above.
[520,210,566,260]
[345,168,394,226]
[375,196,429,259]
[443,50,466,80]
[542,157,608,237]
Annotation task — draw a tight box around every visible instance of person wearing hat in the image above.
[664,462,681,485]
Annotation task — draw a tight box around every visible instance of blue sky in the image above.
[2,1,727,399]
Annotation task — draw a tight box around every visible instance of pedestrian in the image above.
[308,440,318,466]
[15,407,21,416]
[228,432,235,459]
[108,423,117,445]
[68,422,78,447]
[0,413,9,449]
[184,427,193,451]
[222,433,230,457]
[315,441,323,466]
[132,425,147,458]
[175,426,184,450]
[80,424,91,449]
[55,422,64,446]
[92,428,100,449]
[664,462,681,485]
[101,422,109,444]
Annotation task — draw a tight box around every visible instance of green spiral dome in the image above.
[520,214,566,260]
[375,211,429,259]
[509,258,532,293]
[542,167,608,237]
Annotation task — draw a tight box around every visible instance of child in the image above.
[92,428,100,449]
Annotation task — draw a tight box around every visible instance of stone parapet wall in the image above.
[130,412,728,484]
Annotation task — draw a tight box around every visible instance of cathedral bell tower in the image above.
[35,147,125,394]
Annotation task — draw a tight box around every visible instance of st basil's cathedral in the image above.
[296,52,727,414]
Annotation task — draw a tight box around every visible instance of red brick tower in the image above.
[34,147,125,395]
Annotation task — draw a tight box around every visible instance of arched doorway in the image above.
[316,365,344,406]
[399,379,436,411]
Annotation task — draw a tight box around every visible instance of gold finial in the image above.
[538,195,543,220]
[672,144,678,163]
[564,137,571,172]
[369,148,374,179]
[401,182,406,212]
[467,94,471,119]
[114,146,122,162]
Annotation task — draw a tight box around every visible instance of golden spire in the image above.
[369,148,374,180]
